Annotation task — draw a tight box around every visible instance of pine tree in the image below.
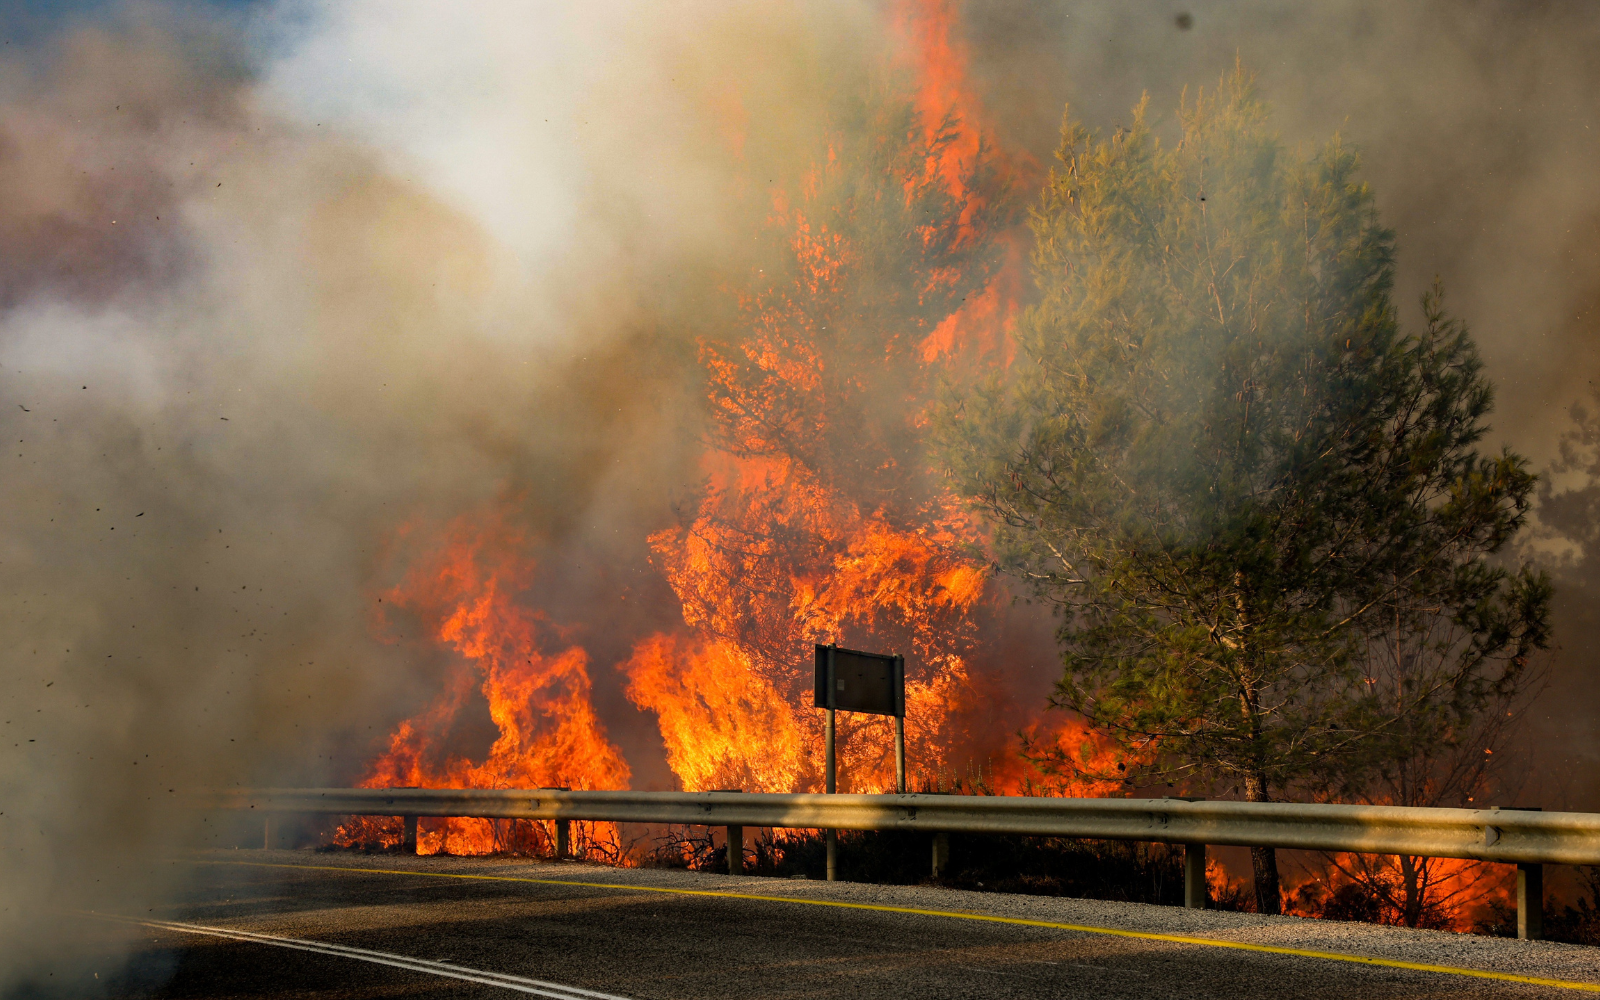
[935,71,1550,913]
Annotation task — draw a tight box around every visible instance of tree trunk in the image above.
[1399,855,1422,927]
[1244,772,1282,915]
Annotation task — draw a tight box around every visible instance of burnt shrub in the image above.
[1543,867,1600,945]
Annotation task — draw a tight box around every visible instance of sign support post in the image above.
[824,709,837,794]
[894,717,905,794]
[824,646,838,881]
[893,654,905,794]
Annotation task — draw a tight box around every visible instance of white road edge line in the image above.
[90,913,636,1000]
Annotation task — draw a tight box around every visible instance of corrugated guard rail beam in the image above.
[207,788,1600,867]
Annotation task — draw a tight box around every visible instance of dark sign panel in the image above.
[813,644,904,717]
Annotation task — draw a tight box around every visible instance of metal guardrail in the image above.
[214,787,1580,939]
[215,786,1600,865]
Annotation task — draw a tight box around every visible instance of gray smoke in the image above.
[0,0,878,984]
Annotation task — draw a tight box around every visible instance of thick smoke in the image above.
[0,0,875,983]
[3,0,1600,983]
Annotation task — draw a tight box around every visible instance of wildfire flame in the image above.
[339,512,629,854]
[620,0,1106,799]
[343,0,1118,857]
[1286,853,1512,931]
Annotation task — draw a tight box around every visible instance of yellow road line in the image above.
[200,859,1599,993]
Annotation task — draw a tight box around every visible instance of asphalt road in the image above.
[47,850,1600,999]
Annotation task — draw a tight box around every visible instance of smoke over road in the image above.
[2,0,1599,984]
[0,0,874,980]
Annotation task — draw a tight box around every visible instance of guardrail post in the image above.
[402,815,418,854]
[263,817,271,850]
[932,831,950,878]
[1498,805,1543,940]
[824,703,837,882]
[554,819,570,860]
[708,789,745,876]
[1184,843,1207,909]
[894,715,906,794]
[1518,863,1543,940]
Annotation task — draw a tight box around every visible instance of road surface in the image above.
[53,850,1600,998]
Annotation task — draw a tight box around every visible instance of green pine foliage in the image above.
[934,70,1550,913]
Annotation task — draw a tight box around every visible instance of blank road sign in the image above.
[813,644,904,717]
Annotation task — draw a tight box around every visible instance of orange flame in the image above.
[622,633,806,792]
[1286,853,1511,931]
[339,511,630,854]
[918,233,1024,367]
[893,0,985,200]
[629,450,995,792]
